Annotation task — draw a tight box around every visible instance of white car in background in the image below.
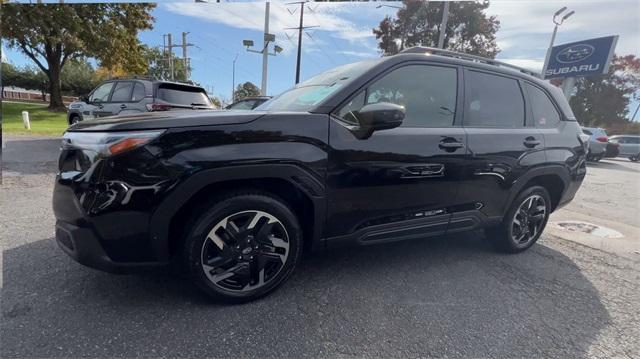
[609,135,640,162]
[581,127,609,162]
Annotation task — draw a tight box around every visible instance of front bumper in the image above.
[55,220,168,274]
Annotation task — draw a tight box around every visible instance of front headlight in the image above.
[62,130,165,157]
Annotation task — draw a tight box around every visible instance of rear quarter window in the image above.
[524,83,560,128]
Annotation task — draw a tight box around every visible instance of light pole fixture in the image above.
[542,6,575,74]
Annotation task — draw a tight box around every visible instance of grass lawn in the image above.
[2,101,68,136]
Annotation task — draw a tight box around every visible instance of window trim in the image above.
[522,81,563,129]
[331,62,463,129]
[462,68,527,129]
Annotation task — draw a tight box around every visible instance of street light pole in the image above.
[542,7,574,75]
[232,53,238,102]
[261,2,270,95]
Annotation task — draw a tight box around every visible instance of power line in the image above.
[285,1,319,84]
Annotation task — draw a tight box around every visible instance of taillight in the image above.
[146,103,172,111]
[596,136,608,143]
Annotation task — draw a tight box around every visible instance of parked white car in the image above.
[581,127,609,162]
[609,135,640,162]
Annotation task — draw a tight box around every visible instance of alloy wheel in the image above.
[200,210,290,292]
[510,195,547,247]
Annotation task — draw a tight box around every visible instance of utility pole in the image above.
[437,1,449,49]
[167,33,174,81]
[180,32,194,80]
[261,2,270,94]
[286,1,319,84]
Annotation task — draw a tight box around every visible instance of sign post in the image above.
[543,35,618,100]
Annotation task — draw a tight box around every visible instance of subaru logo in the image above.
[556,44,595,64]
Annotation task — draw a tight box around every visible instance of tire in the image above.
[69,115,80,126]
[593,155,602,162]
[183,192,302,303]
[486,186,551,253]
[630,155,639,162]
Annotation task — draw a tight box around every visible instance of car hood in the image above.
[68,110,266,132]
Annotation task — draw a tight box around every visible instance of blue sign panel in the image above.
[544,35,618,79]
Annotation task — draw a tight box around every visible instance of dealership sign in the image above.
[544,35,618,79]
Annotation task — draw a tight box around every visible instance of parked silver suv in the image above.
[609,135,640,162]
[67,78,213,125]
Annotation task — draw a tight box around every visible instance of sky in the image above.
[2,0,640,116]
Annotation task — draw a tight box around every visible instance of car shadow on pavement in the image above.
[2,233,611,358]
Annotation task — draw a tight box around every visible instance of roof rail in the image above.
[399,46,541,78]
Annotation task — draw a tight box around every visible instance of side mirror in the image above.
[352,102,405,139]
[79,95,90,103]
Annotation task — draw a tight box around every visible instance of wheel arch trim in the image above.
[148,164,326,261]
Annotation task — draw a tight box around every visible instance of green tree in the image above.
[1,3,155,110]
[234,82,261,101]
[142,46,190,82]
[570,55,640,130]
[1,62,20,94]
[373,0,500,58]
[61,58,98,97]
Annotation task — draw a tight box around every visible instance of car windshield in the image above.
[255,60,378,112]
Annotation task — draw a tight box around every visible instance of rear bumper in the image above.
[55,220,168,274]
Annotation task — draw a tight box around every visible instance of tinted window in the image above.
[89,82,114,103]
[110,82,134,102]
[582,129,593,136]
[157,84,211,106]
[228,99,258,110]
[526,84,560,128]
[337,65,457,127]
[465,71,525,128]
[337,91,366,124]
[625,137,640,144]
[132,83,146,101]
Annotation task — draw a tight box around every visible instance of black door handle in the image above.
[120,104,127,109]
[439,141,464,151]
[523,137,541,148]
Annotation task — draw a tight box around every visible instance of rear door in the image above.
[456,69,546,227]
[326,63,467,244]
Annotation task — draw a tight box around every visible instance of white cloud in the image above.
[489,0,640,58]
[499,58,545,71]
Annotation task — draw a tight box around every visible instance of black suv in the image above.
[67,78,213,125]
[53,47,587,302]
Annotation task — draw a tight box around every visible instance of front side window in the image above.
[110,82,134,102]
[525,83,560,128]
[89,82,114,103]
[464,71,525,128]
[336,65,458,128]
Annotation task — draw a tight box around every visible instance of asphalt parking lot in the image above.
[2,136,639,358]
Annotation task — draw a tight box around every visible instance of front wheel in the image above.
[486,186,551,253]
[630,155,639,162]
[183,193,302,303]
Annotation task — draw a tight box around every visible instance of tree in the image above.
[1,62,20,94]
[61,58,98,96]
[373,0,500,58]
[570,55,640,131]
[142,46,190,82]
[1,3,155,110]
[234,82,261,101]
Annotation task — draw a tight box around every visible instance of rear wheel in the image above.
[486,186,551,253]
[68,114,80,126]
[183,192,302,303]
[630,155,639,162]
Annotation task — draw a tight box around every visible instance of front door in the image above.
[326,63,467,245]
[97,81,134,117]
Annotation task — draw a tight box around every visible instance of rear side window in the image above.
[336,65,458,128]
[132,83,146,102]
[110,82,134,102]
[228,99,257,110]
[464,71,525,128]
[157,84,211,106]
[582,129,593,136]
[525,84,560,128]
[625,137,640,144]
